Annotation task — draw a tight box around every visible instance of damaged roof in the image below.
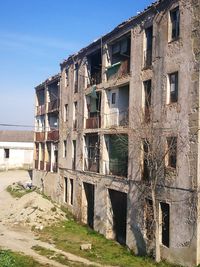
[61,0,163,67]
[0,131,34,143]
[35,73,61,90]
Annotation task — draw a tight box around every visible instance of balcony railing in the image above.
[48,99,59,113]
[40,161,44,171]
[84,158,99,173]
[104,159,128,177]
[47,130,59,141]
[45,162,51,172]
[86,116,101,129]
[105,110,128,128]
[106,59,130,81]
[144,49,152,68]
[35,160,39,169]
[36,104,45,116]
[35,132,45,142]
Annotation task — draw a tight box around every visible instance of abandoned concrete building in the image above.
[33,0,200,266]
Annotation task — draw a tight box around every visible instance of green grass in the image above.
[35,218,182,267]
[6,185,32,198]
[32,245,94,267]
[0,249,49,267]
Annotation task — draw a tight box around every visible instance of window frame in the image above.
[4,148,9,159]
[166,136,177,169]
[169,6,180,42]
[167,72,179,104]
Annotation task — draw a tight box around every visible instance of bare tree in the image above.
[112,99,188,262]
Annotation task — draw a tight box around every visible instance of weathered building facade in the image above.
[33,74,60,198]
[33,0,200,265]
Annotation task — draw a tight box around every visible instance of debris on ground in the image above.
[3,191,66,229]
[80,244,92,250]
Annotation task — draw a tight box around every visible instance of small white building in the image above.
[0,130,34,171]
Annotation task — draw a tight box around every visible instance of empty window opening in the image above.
[166,137,177,168]
[63,140,67,158]
[70,179,74,205]
[64,177,68,203]
[88,49,102,86]
[53,143,58,172]
[4,149,9,159]
[64,104,68,122]
[144,26,153,68]
[86,91,101,129]
[170,7,180,41]
[111,92,116,104]
[73,102,77,130]
[111,36,131,65]
[169,72,178,103]
[84,134,100,173]
[160,202,170,247]
[36,88,45,106]
[106,35,130,81]
[83,183,95,229]
[145,199,154,240]
[48,113,58,131]
[72,140,76,170]
[142,139,150,180]
[143,80,152,122]
[105,134,128,177]
[74,63,79,93]
[65,68,69,87]
[108,189,127,245]
[47,81,59,111]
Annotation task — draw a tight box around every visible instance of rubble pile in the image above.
[4,191,65,229]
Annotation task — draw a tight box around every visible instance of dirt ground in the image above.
[0,170,102,267]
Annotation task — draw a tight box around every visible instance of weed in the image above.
[0,249,47,267]
[6,185,32,198]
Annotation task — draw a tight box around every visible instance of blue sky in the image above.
[0,0,153,130]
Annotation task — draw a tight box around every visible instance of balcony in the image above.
[86,116,101,129]
[104,159,128,177]
[105,110,128,128]
[106,59,130,81]
[48,99,59,113]
[40,161,44,171]
[36,104,46,116]
[47,130,59,141]
[84,158,99,173]
[35,132,45,142]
